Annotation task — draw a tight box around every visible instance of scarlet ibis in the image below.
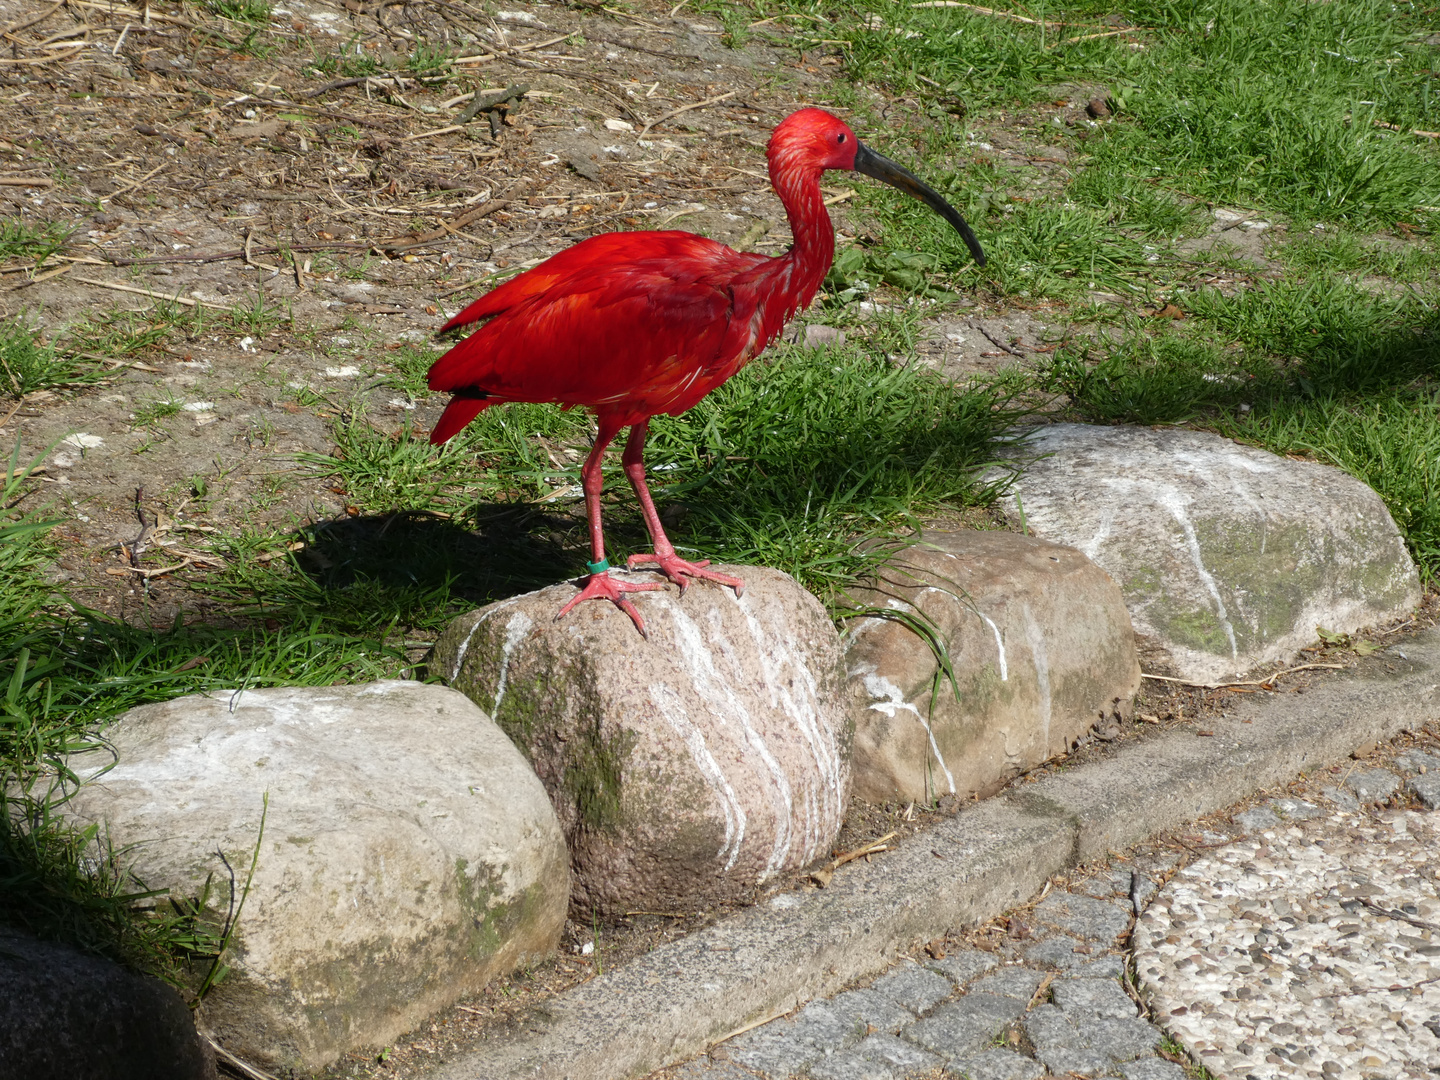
[428,107,984,635]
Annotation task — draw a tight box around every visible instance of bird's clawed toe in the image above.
[556,570,667,636]
[626,552,745,597]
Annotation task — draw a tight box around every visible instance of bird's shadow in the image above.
[295,500,587,616]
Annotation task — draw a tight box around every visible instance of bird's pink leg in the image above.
[557,414,666,635]
[621,421,745,597]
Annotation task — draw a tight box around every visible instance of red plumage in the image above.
[426,108,982,635]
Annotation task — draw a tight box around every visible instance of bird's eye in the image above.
[837,133,847,143]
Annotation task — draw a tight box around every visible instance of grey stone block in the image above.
[1320,784,1360,810]
[904,994,1024,1060]
[1071,956,1127,979]
[1268,797,1322,821]
[1024,1002,1159,1073]
[1409,772,1440,810]
[1233,806,1281,833]
[1033,892,1131,943]
[726,1017,826,1076]
[853,1032,943,1072]
[923,949,1000,986]
[1024,934,1090,970]
[1395,750,1440,776]
[1119,1056,1189,1080]
[1345,768,1401,802]
[869,965,953,1014]
[671,1058,760,1080]
[952,1048,1047,1080]
[1025,1005,1111,1074]
[826,989,916,1037]
[805,1051,900,1080]
[1053,977,1137,1020]
[1089,1016,1162,1060]
[969,967,1048,1001]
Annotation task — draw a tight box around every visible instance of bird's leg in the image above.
[621,421,745,597]
[556,414,666,635]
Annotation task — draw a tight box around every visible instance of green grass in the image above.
[0,322,105,397]
[0,220,72,265]
[204,0,272,25]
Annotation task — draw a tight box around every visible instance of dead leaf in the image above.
[1149,303,1184,319]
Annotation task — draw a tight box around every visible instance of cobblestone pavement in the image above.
[652,740,1440,1080]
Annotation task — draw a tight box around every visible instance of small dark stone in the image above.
[0,928,216,1080]
[1085,96,1111,118]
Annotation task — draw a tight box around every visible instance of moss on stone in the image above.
[563,722,636,835]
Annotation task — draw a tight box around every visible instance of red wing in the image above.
[429,232,770,416]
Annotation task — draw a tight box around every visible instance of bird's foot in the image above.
[556,570,667,637]
[626,552,745,598]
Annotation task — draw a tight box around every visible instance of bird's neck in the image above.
[768,161,834,308]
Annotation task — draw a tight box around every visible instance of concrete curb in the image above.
[427,631,1440,1080]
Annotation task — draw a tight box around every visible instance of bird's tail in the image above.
[430,394,494,445]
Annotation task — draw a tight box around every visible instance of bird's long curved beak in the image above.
[853,141,986,267]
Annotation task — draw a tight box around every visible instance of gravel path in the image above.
[1135,754,1440,1080]
[654,748,1440,1080]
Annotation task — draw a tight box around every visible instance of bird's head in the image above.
[768,108,985,266]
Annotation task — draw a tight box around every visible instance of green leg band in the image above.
[586,558,610,575]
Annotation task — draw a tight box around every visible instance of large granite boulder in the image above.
[845,531,1141,804]
[64,681,569,1072]
[0,928,217,1080]
[432,565,850,916]
[989,424,1421,683]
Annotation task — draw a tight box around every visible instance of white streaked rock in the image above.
[432,565,850,915]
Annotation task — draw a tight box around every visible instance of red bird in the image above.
[428,108,985,635]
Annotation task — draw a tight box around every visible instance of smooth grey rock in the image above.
[1120,1056,1189,1080]
[1321,784,1361,810]
[987,424,1422,683]
[1394,750,1440,776]
[969,967,1048,1000]
[853,1032,942,1071]
[869,964,953,1014]
[1234,806,1281,833]
[0,928,216,1080]
[64,682,569,1072]
[905,993,1024,1059]
[845,530,1140,803]
[1409,772,1440,810]
[433,565,850,915]
[1033,892,1131,943]
[1053,977,1136,1020]
[1269,797,1322,821]
[923,949,1000,985]
[1344,768,1400,802]
[952,1047,1047,1080]
[826,988,918,1035]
